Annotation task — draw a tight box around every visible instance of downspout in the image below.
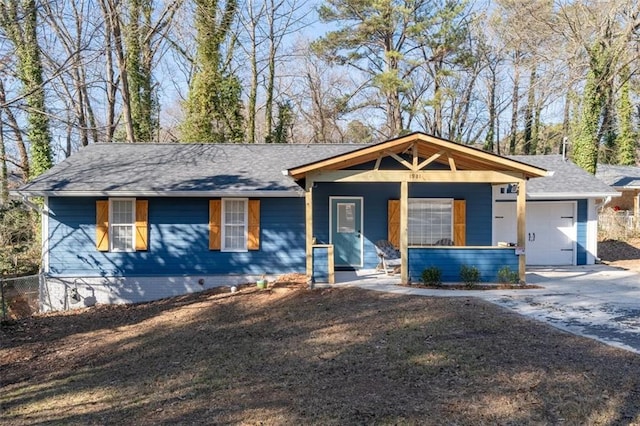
[595,196,611,213]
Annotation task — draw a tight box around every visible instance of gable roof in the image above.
[14,138,617,200]
[596,164,640,189]
[287,132,548,180]
[509,155,620,199]
[16,143,364,197]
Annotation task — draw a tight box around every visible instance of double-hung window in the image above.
[110,198,136,251]
[222,198,248,251]
[408,199,453,246]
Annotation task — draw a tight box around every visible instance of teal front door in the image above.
[330,197,363,268]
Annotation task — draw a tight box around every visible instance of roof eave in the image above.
[611,185,640,190]
[527,191,621,199]
[11,189,305,198]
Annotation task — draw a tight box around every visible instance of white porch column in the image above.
[400,180,409,284]
[517,179,527,283]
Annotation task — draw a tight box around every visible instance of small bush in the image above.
[497,266,520,285]
[460,265,481,288]
[421,266,442,286]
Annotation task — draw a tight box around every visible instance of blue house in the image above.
[15,133,618,311]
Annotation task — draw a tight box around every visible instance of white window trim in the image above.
[408,198,454,246]
[221,198,248,252]
[109,198,136,253]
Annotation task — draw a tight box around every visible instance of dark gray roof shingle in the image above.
[596,164,640,188]
[509,155,619,198]
[17,143,365,196]
[16,144,617,198]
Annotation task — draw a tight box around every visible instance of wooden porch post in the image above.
[400,180,409,284]
[305,177,314,285]
[517,179,527,283]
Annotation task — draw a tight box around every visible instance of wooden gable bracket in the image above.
[384,150,414,170]
[374,154,383,170]
[448,154,457,171]
[417,150,446,171]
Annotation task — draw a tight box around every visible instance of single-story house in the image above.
[14,133,618,311]
[596,164,640,229]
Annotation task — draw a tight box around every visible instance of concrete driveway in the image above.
[343,265,640,354]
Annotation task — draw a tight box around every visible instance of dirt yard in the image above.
[598,237,640,273]
[2,283,640,425]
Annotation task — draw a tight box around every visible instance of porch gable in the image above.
[288,132,547,285]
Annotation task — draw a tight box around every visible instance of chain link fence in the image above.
[1,274,41,321]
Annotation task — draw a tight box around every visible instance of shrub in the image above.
[0,201,39,277]
[460,265,481,288]
[421,266,442,286]
[497,266,520,285]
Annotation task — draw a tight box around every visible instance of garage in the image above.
[493,201,576,265]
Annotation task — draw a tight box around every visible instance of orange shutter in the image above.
[96,200,109,251]
[209,200,221,250]
[135,200,149,251]
[453,200,466,246]
[247,200,260,250]
[388,200,400,247]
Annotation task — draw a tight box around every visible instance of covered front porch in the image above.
[287,133,547,285]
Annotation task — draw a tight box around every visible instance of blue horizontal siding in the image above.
[313,183,399,269]
[47,197,306,277]
[408,248,519,283]
[313,182,493,269]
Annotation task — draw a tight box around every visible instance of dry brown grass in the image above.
[2,284,640,425]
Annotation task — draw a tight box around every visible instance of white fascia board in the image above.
[612,185,640,190]
[526,192,622,199]
[12,190,305,198]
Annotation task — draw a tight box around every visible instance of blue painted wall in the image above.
[47,180,498,277]
[577,199,587,265]
[47,197,306,277]
[408,248,519,282]
[312,182,493,268]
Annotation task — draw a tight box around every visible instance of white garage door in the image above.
[494,202,576,265]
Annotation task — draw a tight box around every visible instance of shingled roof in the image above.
[509,155,619,198]
[596,164,640,189]
[16,143,365,197]
[15,143,617,199]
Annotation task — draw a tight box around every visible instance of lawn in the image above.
[2,283,640,425]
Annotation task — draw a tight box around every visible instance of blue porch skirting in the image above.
[408,247,519,283]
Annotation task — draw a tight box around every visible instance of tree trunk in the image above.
[523,68,536,154]
[247,5,258,143]
[484,67,497,153]
[104,0,136,142]
[0,111,7,204]
[509,53,521,155]
[264,10,276,142]
[0,0,52,177]
[0,80,29,180]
